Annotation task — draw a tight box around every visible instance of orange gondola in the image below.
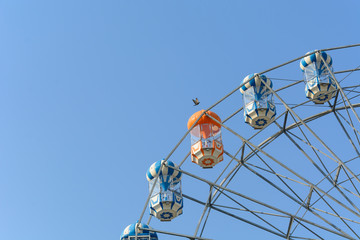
[187,110,223,168]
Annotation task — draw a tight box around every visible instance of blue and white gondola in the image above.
[300,50,337,104]
[146,159,183,221]
[120,222,158,240]
[240,73,276,129]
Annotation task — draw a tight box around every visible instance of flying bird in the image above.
[192,98,200,106]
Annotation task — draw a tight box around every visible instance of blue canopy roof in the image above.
[146,160,182,190]
[240,73,273,94]
[120,222,158,240]
[300,50,332,72]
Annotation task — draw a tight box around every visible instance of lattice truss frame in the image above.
[135,44,360,240]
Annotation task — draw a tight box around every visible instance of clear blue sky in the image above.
[0,1,359,239]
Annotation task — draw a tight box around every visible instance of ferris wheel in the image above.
[121,44,360,240]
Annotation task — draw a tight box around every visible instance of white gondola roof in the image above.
[300,50,332,71]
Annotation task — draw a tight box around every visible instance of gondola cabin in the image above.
[120,222,158,240]
[240,74,276,129]
[300,51,337,104]
[187,110,223,168]
[146,160,183,221]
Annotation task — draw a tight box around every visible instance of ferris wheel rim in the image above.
[128,44,360,240]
